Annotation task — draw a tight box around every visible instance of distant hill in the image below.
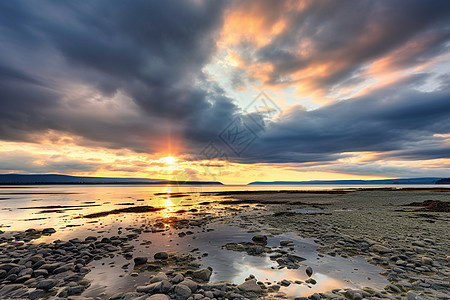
[435,178,450,184]
[249,177,446,185]
[0,174,222,185]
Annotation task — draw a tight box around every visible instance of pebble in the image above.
[147,294,170,300]
[133,257,148,265]
[154,252,169,260]
[251,235,267,244]
[237,278,262,293]
[192,267,212,282]
[421,256,432,265]
[36,279,58,290]
[305,265,313,277]
[174,284,192,300]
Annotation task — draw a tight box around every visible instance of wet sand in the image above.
[0,188,448,299]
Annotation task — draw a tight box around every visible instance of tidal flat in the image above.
[0,186,448,299]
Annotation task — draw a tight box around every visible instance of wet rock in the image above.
[29,289,46,300]
[305,266,313,277]
[54,263,73,274]
[280,279,290,286]
[305,278,316,284]
[179,279,198,292]
[388,284,402,293]
[156,280,172,294]
[150,272,168,283]
[280,240,293,246]
[154,252,169,260]
[133,257,148,265]
[40,262,64,272]
[309,293,321,300]
[192,267,212,282]
[171,273,184,284]
[237,278,262,293]
[42,228,56,234]
[136,281,162,293]
[370,244,393,254]
[407,291,426,300]
[251,235,267,244]
[0,284,25,297]
[147,294,170,300]
[174,284,192,300]
[229,293,245,299]
[421,256,432,265]
[36,279,58,290]
[5,274,18,281]
[0,263,20,271]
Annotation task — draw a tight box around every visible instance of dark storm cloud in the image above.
[0,0,238,152]
[238,76,450,164]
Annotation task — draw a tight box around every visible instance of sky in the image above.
[0,0,449,184]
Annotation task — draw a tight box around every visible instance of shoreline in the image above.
[0,189,449,299]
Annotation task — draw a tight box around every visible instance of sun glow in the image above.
[161,156,176,165]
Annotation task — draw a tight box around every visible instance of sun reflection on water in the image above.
[164,185,173,218]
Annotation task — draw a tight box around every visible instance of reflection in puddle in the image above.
[80,225,387,299]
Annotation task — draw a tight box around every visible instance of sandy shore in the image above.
[0,188,448,299]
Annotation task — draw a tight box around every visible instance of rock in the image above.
[237,278,262,293]
[36,279,58,290]
[54,264,73,274]
[421,256,432,265]
[29,289,46,300]
[42,228,56,234]
[67,285,85,295]
[192,268,212,282]
[0,284,25,297]
[136,282,162,294]
[174,284,192,300]
[305,266,313,277]
[229,293,245,299]
[150,272,168,283]
[179,279,198,292]
[388,284,402,293]
[251,235,267,244]
[40,262,64,272]
[133,257,148,265]
[370,244,393,254]
[171,273,184,284]
[147,294,170,300]
[280,240,293,246]
[154,252,169,260]
[159,280,172,293]
[0,263,20,271]
[280,279,290,286]
[407,291,426,300]
[85,236,97,242]
[305,278,316,284]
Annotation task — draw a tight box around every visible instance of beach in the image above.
[0,186,449,299]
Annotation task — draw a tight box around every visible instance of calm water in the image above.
[0,184,442,231]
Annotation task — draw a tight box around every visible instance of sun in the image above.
[161,156,176,165]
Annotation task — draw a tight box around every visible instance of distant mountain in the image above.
[0,174,222,185]
[249,177,446,185]
[435,178,450,184]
